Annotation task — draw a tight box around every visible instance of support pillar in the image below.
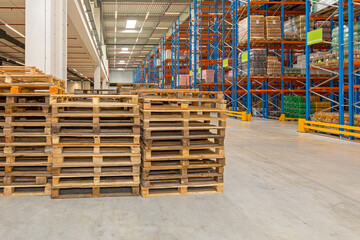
[94,66,101,89]
[102,79,108,89]
[25,0,67,81]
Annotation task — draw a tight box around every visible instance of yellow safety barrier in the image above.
[226,111,251,121]
[298,118,360,138]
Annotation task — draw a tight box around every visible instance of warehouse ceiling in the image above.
[99,0,191,70]
[0,0,95,80]
[0,0,191,77]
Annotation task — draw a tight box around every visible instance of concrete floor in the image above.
[1,118,360,240]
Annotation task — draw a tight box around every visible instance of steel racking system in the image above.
[133,0,360,137]
[230,1,310,118]
[302,0,360,139]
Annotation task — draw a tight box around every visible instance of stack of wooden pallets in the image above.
[0,66,65,94]
[0,66,65,197]
[0,94,52,196]
[138,89,226,197]
[50,94,140,198]
[117,83,158,94]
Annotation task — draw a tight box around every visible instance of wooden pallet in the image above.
[52,145,140,155]
[0,155,52,167]
[138,90,220,100]
[141,120,226,131]
[52,125,140,135]
[51,185,139,199]
[0,84,64,94]
[52,115,140,126]
[142,142,224,159]
[0,183,51,197]
[142,137,224,148]
[0,74,64,86]
[4,115,51,125]
[0,66,44,76]
[50,94,138,105]
[140,182,223,197]
[142,129,225,141]
[117,83,158,94]
[141,175,223,189]
[74,89,118,95]
[2,135,52,146]
[2,175,48,185]
[141,109,226,121]
[1,145,52,155]
[52,175,139,187]
[52,134,140,145]
[142,158,225,169]
[3,125,51,135]
[52,165,140,176]
[141,168,223,187]
[142,148,224,162]
[52,155,140,166]
[4,165,51,175]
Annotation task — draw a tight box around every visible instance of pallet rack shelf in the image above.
[303,0,360,139]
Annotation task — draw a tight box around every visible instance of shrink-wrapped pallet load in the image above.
[238,15,265,44]
[265,16,281,40]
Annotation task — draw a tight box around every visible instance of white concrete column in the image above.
[25,0,67,82]
[102,79,108,89]
[94,66,101,89]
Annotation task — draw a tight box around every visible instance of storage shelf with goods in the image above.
[168,19,191,89]
[231,0,321,120]
[156,36,173,88]
[136,89,226,197]
[50,94,141,199]
[185,0,232,93]
[304,0,360,139]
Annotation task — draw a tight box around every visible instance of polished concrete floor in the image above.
[0,118,360,240]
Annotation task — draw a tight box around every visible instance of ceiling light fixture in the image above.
[0,19,25,38]
[126,20,137,29]
[122,30,138,33]
[164,12,180,15]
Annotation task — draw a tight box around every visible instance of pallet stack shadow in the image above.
[0,66,65,197]
[138,89,226,197]
[50,95,140,198]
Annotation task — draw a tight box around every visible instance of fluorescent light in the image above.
[126,20,137,29]
[164,12,180,15]
[156,27,168,30]
[122,30,138,33]
[122,48,128,51]
[149,38,160,40]
[0,19,25,38]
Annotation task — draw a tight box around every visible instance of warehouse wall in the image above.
[67,81,91,93]
[110,70,133,84]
